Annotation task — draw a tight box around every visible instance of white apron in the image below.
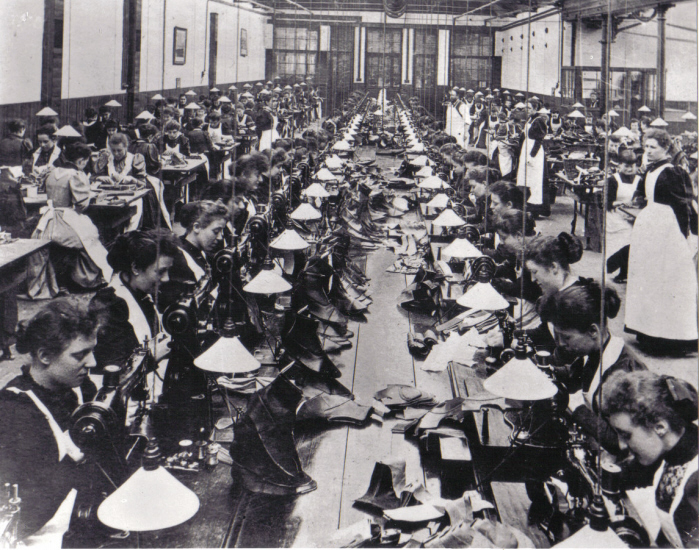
[606,174,640,255]
[517,119,545,205]
[31,146,61,176]
[445,102,453,136]
[6,387,84,548]
[628,456,698,548]
[180,247,217,300]
[258,130,273,152]
[625,164,698,340]
[581,335,625,411]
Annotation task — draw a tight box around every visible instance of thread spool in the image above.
[601,462,622,496]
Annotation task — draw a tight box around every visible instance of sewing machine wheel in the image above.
[611,517,650,548]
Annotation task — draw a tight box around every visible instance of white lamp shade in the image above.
[456,282,507,309]
[185,90,198,96]
[195,336,261,373]
[98,466,199,531]
[104,100,122,107]
[243,269,292,294]
[433,209,466,227]
[681,111,697,121]
[538,107,551,114]
[567,110,585,119]
[409,155,431,166]
[210,87,221,92]
[607,109,620,117]
[135,110,155,120]
[612,126,632,137]
[418,176,448,190]
[426,193,450,209]
[229,85,238,91]
[650,117,668,127]
[325,155,344,169]
[315,168,338,182]
[443,238,482,260]
[571,102,584,109]
[304,182,331,198]
[151,94,165,101]
[638,105,651,112]
[332,140,352,151]
[415,166,434,177]
[219,96,232,103]
[36,107,58,117]
[552,525,626,548]
[290,203,322,221]
[483,355,558,401]
[55,125,82,137]
[185,102,201,110]
[270,229,310,251]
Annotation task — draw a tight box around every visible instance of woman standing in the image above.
[516,99,549,217]
[602,371,697,548]
[625,129,698,352]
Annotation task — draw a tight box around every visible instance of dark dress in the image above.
[158,237,210,311]
[0,368,99,538]
[0,135,33,167]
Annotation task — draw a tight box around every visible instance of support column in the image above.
[600,15,609,115]
[657,4,669,117]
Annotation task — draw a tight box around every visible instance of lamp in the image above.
[185,90,198,96]
[304,182,331,198]
[571,102,585,109]
[55,125,82,138]
[210,87,220,93]
[97,439,199,531]
[650,117,668,127]
[681,111,697,121]
[229,85,238,91]
[415,166,434,177]
[433,209,466,227]
[194,336,261,373]
[315,168,338,182]
[426,193,450,209]
[270,228,310,251]
[332,140,352,151]
[104,100,122,107]
[567,110,586,119]
[443,238,482,260]
[538,107,551,114]
[290,203,322,221]
[612,126,632,137]
[243,259,292,294]
[483,341,557,401]
[637,105,651,113]
[606,109,620,118]
[36,107,58,117]
[409,155,431,166]
[185,102,201,110]
[135,110,155,121]
[151,93,165,101]
[218,96,232,103]
[456,282,507,310]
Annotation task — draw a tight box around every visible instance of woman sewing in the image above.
[537,281,647,453]
[0,299,105,545]
[602,371,698,548]
[625,129,698,353]
[89,229,179,374]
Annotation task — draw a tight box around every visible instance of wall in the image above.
[139,0,267,93]
[0,0,45,105]
[62,0,125,99]
[561,2,697,102]
[495,13,564,97]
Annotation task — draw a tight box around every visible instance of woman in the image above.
[0,299,104,544]
[516,99,549,217]
[227,152,269,235]
[525,232,584,296]
[159,121,191,156]
[538,281,647,453]
[159,200,229,310]
[89,229,179,374]
[602,371,697,548]
[606,149,642,283]
[625,129,698,352]
[489,181,526,219]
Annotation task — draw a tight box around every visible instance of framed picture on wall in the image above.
[173,27,187,65]
[240,29,248,57]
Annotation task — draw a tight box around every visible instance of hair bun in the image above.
[557,232,583,264]
[14,321,31,355]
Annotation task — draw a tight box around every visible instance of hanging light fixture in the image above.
[185,90,198,97]
[270,228,310,251]
[571,102,585,109]
[55,125,82,137]
[210,87,221,93]
[418,175,448,190]
[606,109,620,118]
[314,168,338,182]
[218,96,232,103]
[194,336,261,373]
[426,193,450,209]
[432,208,466,227]
[290,203,322,221]
[151,93,165,101]
[104,100,122,107]
[637,105,651,113]
[36,107,58,117]
[567,109,586,119]
[97,439,199,531]
[443,238,483,260]
[681,111,697,121]
[243,259,292,294]
[650,117,668,127]
[185,102,201,110]
[135,110,156,121]
[304,182,331,198]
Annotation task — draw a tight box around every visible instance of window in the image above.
[273,26,319,80]
[173,27,187,65]
[451,28,493,88]
[365,28,402,87]
[413,29,437,89]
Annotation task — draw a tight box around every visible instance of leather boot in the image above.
[354,458,409,513]
[282,314,344,378]
[229,374,317,496]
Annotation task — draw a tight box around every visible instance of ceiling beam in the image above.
[560,0,693,19]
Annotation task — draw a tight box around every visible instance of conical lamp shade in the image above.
[433,209,465,227]
[219,96,232,103]
[210,87,221,92]
[552,525,626,548]
[484,354,557,401]
[456,282,507,309]
[538,107,551,114]
[681,111,697,121]
[571,102,584,109]
[305,182,331,198]
[135,110,155,120]
[332,140,351,151]
[568,110,585,119]
[607,109,620,117]
[650,117,668,127]
[270,229,310,251]
[151,93,165,101]
[443,238,482,260]
[36,107,58,116]
[409,155,430,166]
[415,166,434,177]
[325,155,344,169]
[185,90,198,96]
[418,176,448,190]
[97,466,199,531]
[243,268,292,294]
[427,193,450,208]
[612,126,631,137]
[195,336,261,373]
[315,168,337,181]
[638,105,651,112]
[185,102,201,110]
[104,100,122,107]
[290,203,322,221]
[55,125,82,137]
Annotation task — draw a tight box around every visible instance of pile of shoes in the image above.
[398,267,444,315]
